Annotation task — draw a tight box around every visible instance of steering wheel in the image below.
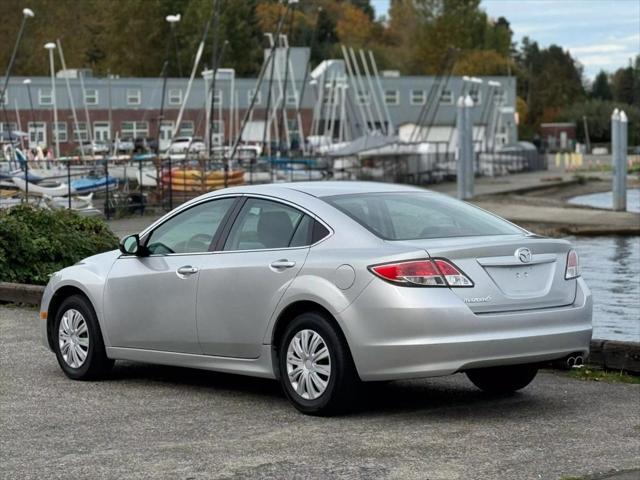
[185,233,213,252]
[147,241,175,254]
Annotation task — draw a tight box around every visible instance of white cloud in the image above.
[568,44,627,54]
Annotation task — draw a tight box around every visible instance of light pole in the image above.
[44,42,60,159]
[160,13,181,210]
[0,8,35,106]
[167,14,182,77]
[157,14,181,154]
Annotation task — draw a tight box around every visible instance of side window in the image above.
[224,198,307,251]
[289,215,314,247]
[312,221,330,243]
[146,198,235,254]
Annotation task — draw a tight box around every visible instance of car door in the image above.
[195,197,315,358]
[103,196,237,354]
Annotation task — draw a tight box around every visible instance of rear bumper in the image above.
[339,277,592,381]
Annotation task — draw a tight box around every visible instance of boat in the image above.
[71,176,118,194]
[11,176,75,197]
[160,168,245,191]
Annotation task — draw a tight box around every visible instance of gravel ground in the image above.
[1,305,639,480]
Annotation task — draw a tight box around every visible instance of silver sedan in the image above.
[40,182,592,415]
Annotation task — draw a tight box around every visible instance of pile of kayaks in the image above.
[161,168,245,192]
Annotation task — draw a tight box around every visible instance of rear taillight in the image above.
[369,259,473,287]
[565,250,580,279]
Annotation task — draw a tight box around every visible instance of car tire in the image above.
[466,364,538,393]
[53,294,114,380]
[278,311,358,416]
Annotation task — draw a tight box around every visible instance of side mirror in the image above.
[119,234,146,256]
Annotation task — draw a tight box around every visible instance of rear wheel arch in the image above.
[270,300,355,380]
[47,286,95,350]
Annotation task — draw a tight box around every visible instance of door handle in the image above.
[176,265,199,277]
[270,259,296,269]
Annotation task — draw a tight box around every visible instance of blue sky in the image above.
[370,0,640,80]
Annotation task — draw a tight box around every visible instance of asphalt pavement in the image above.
[1,305,639,480]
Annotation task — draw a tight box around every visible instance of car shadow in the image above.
[104,361,555,419]
[352,379,549,419]
[107,360,284,398]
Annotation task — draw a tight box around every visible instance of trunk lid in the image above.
[391,235,577,313]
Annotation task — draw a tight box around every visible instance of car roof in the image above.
[210,181,433,199]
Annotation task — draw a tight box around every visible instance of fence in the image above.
[0,144,545,218]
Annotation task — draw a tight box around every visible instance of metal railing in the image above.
[1,144,545,218]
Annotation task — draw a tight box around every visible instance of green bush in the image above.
[0,205,118,285]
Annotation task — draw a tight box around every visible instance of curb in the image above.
[0,282,44,306]
[589,339,640,375]
[1,282,638,374]
[473,179,581,198]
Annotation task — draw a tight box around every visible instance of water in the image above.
[568,235,640,342]
[568,189,640,213]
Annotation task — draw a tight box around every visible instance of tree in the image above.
[611,65,635,104]
[335,4,375,47]
[558,99,640,145]
[514,40,584,130]
[591,70,612,100]
[453,50,513,76]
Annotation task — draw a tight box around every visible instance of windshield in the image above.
[324,192,524,240]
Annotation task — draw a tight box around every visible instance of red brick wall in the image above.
[3,108,314,154]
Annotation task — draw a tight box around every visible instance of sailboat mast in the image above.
[56,39,85,161]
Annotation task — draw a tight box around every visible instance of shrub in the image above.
[0,205,118,285]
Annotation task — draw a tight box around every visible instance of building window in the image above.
[248,89,261,105]
[439,89,453,105]
[493,91,506,104]
[286,92,298,106]
[0,122,17,133]
[84,89,98,105]
[93,121,111,141]
[211,120,223,135]
[384,90,399,105]
[213,90,222,106]
[126,89,141,105]
[39,88,53,105]
[73,122,88,142]
[356,90,369,105]
[53,122,68,142]
[168,89,182,105]
[28,122,46,145]
[287,118,299,133]
[323,85,334,105]
[470,90,481,105]
[410,89,426,105]
[159,120,174,141]
[121,121,148,138]
[287,118,300,142]
[177,121,194,137]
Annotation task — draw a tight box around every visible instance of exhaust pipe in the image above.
[556,352,586,370]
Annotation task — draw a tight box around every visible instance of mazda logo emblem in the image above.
[515,247,532,263]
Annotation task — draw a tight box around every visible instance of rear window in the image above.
[325,192,523,240]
